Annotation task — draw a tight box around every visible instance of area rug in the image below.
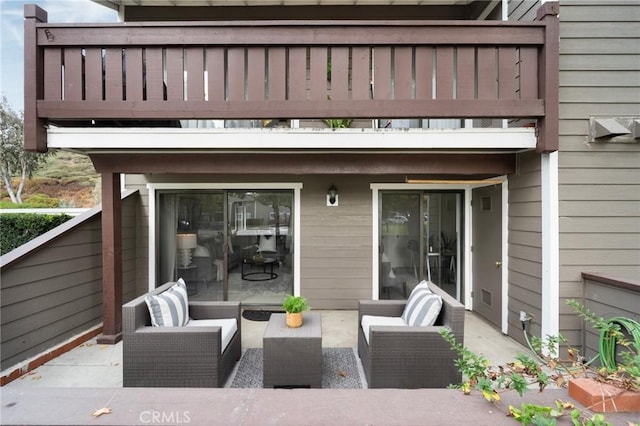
[241,310,282,322]
[228,347,364,389]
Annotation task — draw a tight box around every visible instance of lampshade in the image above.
[176,233,197,250]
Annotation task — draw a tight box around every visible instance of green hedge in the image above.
[0,213,72,255]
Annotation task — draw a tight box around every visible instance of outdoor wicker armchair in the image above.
[122,282,241,387]
[358,282,465,388]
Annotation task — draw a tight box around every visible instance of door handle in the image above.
[495,261,502,267]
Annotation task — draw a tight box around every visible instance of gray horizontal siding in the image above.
[507,150,543,346]
[0,192,139,371]
[300,176,373,310]
[557,1,640,351]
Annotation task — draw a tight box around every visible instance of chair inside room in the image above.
[380,261,407,299]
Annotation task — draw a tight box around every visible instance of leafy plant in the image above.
[438,297,640,426]
[0,96,51,203]
[567,299,640,391]
[324,119,353,129]
[0,213,71,255]
[282,295,309,313]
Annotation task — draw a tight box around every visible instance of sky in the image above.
[0,0,118,112]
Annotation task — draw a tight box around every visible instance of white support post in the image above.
[541,152,559,351]
[501,179,509,334]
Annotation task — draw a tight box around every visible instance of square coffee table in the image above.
[263,312,322,388]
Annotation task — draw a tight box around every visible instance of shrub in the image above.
[0,213,71,255]
[23,193,61,208]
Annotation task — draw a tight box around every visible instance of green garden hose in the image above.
[599,317,640,371]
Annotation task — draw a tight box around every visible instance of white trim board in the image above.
[541,152,559,351]
[48,127,536,150]
[370,180,507,312]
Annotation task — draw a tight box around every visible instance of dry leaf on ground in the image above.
[92,407,112,417]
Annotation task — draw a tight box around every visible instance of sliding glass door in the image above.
[227,190,293,305]
[157,189,294,305]
[379,190,463,300]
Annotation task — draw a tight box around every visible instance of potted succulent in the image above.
[282,294,309,328]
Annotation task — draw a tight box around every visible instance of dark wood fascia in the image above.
[38,99,545,121]
[90,152,515,176]
[581,272,640,294]
[124,5,472,22]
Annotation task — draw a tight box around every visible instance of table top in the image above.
[264,312,322,339]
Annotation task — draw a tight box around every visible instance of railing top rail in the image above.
[33,20,547,47]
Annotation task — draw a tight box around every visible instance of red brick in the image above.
[568,377,640,413]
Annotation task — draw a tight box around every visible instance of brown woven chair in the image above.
[358,282,465,388]
[122,282,241,387]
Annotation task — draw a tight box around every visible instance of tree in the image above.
[0,96,49,203]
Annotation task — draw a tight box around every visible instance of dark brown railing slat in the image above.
[84,49,102,101]
[165,48,184,101]
[310,48,328,101]
[63,48,82,101]
[206,48,225,101]
[43,49,62,101]
[373,47,392,100]
[227,48,245,101]
[125,48,144,102]
[456,47,474,100]
[104,48,123,101]
[394,47,412,100]
[186,48,204,102]
[476,47,495,100]
[247,48,265,101]
[330,47,349,101]
[24,5,560,152]
[414,46,432,101]
[519,47,538,100]
[268,49,286,101]
[145,48,164,101]
[498,47,516,100]
[351,47,370,101]
[436,47,454,100]
[288,48,307,101]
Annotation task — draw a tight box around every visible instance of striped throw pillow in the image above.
[145,279,190,327]
[402,281,442,327]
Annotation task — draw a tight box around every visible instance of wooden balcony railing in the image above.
[24,3,558,153]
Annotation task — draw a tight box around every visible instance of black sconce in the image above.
[327,184,338,206]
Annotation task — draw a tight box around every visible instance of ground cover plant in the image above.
[441,300,639,426]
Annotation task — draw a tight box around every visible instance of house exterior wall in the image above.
[123,174,408,309]
[557,0,640,349]
[0,194,138,371]
[508,0,640,349]
[507,150,543,346]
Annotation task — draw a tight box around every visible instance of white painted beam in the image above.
[48,127,536,151]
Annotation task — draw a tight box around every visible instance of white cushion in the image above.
[402,281,442,327]
[361,315,407,345]
[258,235,276,252]
[186,318,238,353]
[145,279,189,327]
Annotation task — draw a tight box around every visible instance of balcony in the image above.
[24,3,558,153]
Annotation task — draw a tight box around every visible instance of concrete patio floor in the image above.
[2,311,526,389]
[3,311,637,425]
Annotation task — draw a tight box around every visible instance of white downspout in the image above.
[541,152,560,352]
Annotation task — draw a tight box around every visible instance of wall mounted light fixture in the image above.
[327,184,339,206]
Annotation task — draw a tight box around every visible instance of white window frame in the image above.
[371,180,508,325]
[147,182,303,296]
